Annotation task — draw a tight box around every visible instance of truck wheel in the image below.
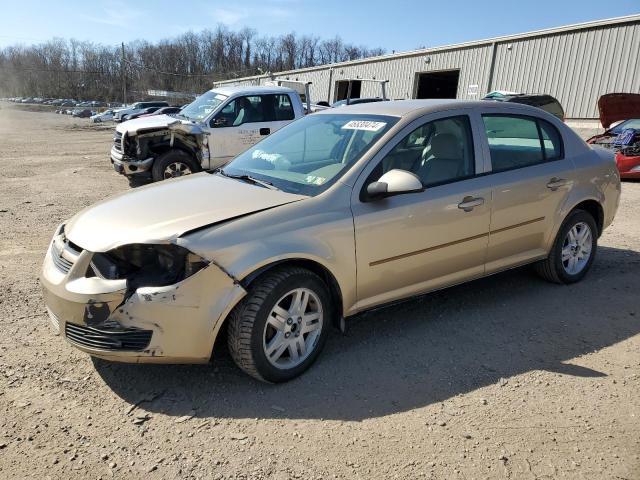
[152,150,201,182]
[227,267,330,383]
[534,209,597,284]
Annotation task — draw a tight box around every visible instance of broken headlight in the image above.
[89,244,209,289]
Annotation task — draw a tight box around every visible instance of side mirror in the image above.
[366,169,423,200]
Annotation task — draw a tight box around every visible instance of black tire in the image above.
[535,209,598,284]
[151,149,201,182]
[227,267,331,383]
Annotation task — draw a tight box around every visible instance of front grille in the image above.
[65,323,152,352]
[51,241,74,273]
[113,131,123,152]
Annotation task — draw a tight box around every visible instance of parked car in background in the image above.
[587,93,640,179]
[121,106,163,122]
[110,86,307,182]
[483,91,565,121]
[137,106,183,118]
[90,110,116,123]
[72,109,94,118]
[332,97,386,107]
[43,99,620,382]
[113,101,170,122]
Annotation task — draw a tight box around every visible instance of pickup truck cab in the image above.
[110,86,306,182]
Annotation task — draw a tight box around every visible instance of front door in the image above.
[208,94,296,167]
[351,112,492,312]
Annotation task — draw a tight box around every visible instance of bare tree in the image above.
[0,26,385,101]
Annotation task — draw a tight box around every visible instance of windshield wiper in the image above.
[215,169,280,190]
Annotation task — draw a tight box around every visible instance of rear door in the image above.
[208,94,296,167]
[479,112,575,273]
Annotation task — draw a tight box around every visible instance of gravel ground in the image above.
[0,105,639,480]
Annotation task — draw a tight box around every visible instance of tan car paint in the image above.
[41,100,621,363]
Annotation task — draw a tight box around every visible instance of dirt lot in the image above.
[0,105,639,480]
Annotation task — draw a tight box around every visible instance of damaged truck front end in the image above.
[110,120,209,179]
[41,224,246,363]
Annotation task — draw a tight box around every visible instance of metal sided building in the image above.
[215,15,640,122]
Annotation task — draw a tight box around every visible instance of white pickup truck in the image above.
[110,85,308,182]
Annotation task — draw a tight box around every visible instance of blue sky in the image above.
[0,0,638,52]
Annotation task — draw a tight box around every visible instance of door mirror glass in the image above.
[366,169,423,199]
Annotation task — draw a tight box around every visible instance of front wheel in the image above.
[227,267,330,383]
[151,149,200,182]
[535,209,597,284]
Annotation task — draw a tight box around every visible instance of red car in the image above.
[587,93,640,179]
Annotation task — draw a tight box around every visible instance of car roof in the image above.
[210,85,297,96]
[316,99,557,118]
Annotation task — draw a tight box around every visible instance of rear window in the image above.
[482,114,564,172]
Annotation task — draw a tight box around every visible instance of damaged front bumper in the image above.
[110,146,154,176]
[40,229,246,363]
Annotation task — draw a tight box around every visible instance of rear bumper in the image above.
[110,146,154,175]
[41,229,247,363]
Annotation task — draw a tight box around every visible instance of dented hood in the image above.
[115,114,205,135]
[598,93,640,129]
[65,173,306,252]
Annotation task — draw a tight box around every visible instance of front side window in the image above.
[482,115,563,172]
[214,95,265,126]
[371,115,475,188]
[222,114,397,195]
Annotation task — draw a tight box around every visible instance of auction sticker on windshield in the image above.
[342,120,387,132]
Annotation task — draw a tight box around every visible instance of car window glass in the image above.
[376,115,475,187]
[482,115,564,172]
[273,94,295,121]
[216,95,266,126]
[482,115,544,172]
[224,114,396,195]
[539,120,563,161]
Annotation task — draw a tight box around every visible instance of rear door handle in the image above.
[546,177,568,191]
[259,127,271,136]
[458,196,484,212]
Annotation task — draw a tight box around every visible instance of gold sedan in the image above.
[41,100,620,382]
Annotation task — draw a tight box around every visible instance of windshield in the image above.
[180,91,227,122]
[610,119,640,134]
[221,113,397,196]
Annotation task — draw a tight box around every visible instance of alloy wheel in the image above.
[163,161,192,179]
[262,288,323,369]
[561,221,592,275]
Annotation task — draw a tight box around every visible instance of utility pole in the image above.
[121,42,127,105]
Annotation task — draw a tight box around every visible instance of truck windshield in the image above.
[221,113,398,196]
[180,91,227,122]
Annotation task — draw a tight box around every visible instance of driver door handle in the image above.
[546,177,568,191]
[458,196,484,212]
[259,127,271,136]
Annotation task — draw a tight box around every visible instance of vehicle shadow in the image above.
[93,245,640,421]
[127,176,153,188]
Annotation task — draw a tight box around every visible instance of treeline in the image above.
[0,26,384,102]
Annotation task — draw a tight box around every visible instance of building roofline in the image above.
[216,14,640,85]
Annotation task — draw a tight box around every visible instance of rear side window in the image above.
[271,94,295,121]
[482,115,563,173]
[539,120,563,160]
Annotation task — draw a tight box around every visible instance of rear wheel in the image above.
[227,267,330,383]
[151,149,200,182]
[535,209,597,284]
